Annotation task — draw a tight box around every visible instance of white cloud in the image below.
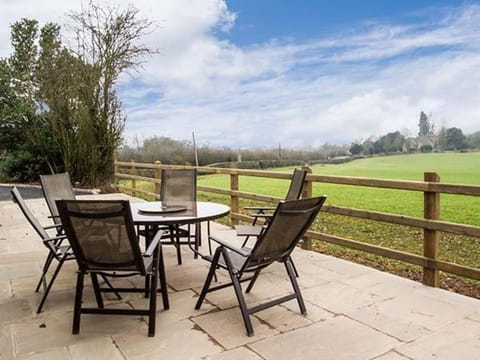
[2,1,480,148]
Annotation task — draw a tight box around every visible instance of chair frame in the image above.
[196,196,326,336]
[11,186,75,313]
[57,199,169,337]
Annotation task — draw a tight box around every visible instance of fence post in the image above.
[423,172,440,287]
[230,162,239,227]
[130,159,137,197]
[301,165,313,250]
[154,160,162,196]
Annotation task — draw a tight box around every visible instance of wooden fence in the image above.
[114,160,480,287]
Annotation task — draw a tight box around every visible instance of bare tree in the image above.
[65,1,155,185]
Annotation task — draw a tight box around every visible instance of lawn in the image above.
[119,152,480,298]
[197,152,480,225]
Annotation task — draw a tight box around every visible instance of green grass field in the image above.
[120,152,480,297]
[197,152,480,225]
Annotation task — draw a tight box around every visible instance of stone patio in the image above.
[0,193,479,359]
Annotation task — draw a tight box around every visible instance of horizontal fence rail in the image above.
[114,160,480,285]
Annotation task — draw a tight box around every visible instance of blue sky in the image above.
[224,0,463,45]
[1,1,480,148]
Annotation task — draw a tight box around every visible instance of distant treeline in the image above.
[117,136,350,167]
[119,126,480,169]
[349,112,480,156]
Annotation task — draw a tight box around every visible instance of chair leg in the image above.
[72,271,84,334]
[144,225,153,297]
[148,255,158,337]
[195,247,222,310]
[169,225,182,265]
[245,269,261,293]
[284,260,306,314]
[157,246,169,310]
[207,222,214,256]
[223,249,254,337]
[36,256,66,313]
[289,255,299,278]
[90,273,104,309]
[144,273,151,298]
[193,223,200,259]
[35,253,54,292]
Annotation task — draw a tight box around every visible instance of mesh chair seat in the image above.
[40,173,75,226]
[157,168,198,265]
[87,256,155,275]
[234,225,263,237]
[216,247,251,270]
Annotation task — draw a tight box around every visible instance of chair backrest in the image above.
[244,196,327,271]
[285,168,308,201]
[40,173,75,219]
[11,186,50,241]
[56,200,145,274]
[160,168,197,203]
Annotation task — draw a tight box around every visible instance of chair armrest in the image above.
[43,223,62,230]
[244,206,276,211]
[43,235,67,243]
[144,230,164,257]
[209,235,250,257]
[250,213,273,219]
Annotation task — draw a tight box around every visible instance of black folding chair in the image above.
[235,168,307,245]
[57,199,169,337]
[195,196,326,336]
[11,186,75,313]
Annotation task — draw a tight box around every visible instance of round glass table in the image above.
[130,201,230,258]
[130,201,230,226]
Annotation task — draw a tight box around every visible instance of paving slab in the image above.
[282,299,334,322]
[0,262,41,282]
[352,292,475,331]
[340,269,423,298]
[303,280,387,314]
[203,346,263,360]
[0,298,33,325]
[249,315,400,360]
[17,347,71,360]
[396,318,480,359]
[254,303,313,332]
[113,319,222,360]
[345,304,432,342]
[68,337,124,360]
[0,325,14,360]
[130,289,215,323]
[373,351,411,360]
[192,307,279,349]
[0,280,12,301]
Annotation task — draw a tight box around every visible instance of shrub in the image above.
[0,150,44,182]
